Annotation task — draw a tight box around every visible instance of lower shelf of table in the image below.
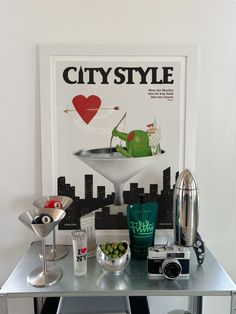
[40,296,150,314]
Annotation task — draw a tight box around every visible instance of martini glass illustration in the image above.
[18,208,66,287]
[75,148,164,208]
[33,196,73,261]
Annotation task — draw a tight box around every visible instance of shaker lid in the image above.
[175,169,198,190]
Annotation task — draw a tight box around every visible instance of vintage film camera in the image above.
[148,245,190,279]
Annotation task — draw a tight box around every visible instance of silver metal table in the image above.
[1,241,236,314]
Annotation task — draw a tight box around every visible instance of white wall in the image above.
[1,1,236,313]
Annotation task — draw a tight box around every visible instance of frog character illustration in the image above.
[112,128,152,157]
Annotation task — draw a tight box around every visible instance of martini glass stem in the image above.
[52,229,56,251]
[42,237,47,274]
[114,183,124,205]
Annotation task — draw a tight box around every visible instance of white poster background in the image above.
[52,56,185,197]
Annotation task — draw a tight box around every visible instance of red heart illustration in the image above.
[72,95,101,124]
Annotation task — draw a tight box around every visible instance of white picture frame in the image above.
[39,44,198,238]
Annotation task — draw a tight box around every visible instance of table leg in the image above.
[188,296,203,314]
[230,291,236,314]
[34,297,45,314]
[0,294,8,314]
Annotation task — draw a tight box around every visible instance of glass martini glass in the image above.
[75,148,163,209]
[33,195,73,260]
[18,208,66,287]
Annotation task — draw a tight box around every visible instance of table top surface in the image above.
[1,241,236,298]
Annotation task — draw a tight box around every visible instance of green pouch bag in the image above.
[127,196,158,260]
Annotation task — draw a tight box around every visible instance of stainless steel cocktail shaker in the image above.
[173,169,199,247]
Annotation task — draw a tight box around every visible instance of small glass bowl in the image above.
[96,241,131,275]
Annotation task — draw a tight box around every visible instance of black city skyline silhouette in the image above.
[58,167,178,230]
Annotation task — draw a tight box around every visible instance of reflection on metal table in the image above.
[1,241,236,314]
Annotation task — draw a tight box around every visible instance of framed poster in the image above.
[39,44,198,233]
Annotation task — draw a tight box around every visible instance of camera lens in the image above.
[162,258,182,279]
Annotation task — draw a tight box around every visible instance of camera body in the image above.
[148,245,190,279]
